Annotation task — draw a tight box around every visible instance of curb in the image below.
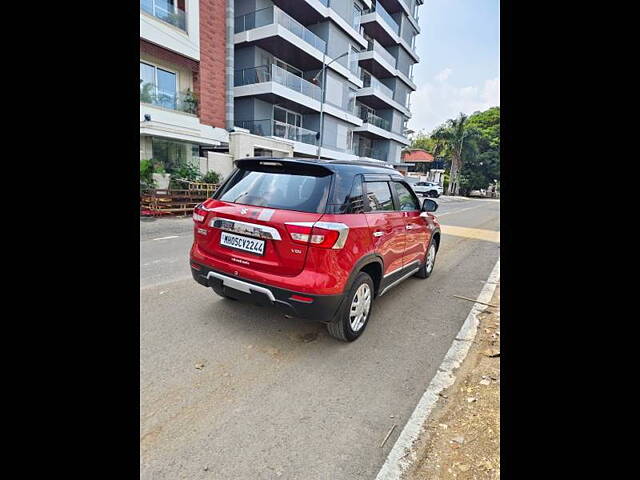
[375,259,500,480]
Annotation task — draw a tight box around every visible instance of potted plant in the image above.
[151,162,171,189]
[182,88,198,114]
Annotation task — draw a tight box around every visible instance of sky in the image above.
[408,0,500,134]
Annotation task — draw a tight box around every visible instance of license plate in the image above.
[220,231,265,256]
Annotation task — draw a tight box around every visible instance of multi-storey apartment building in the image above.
[140,0,421,168]
[232,0,421,164]
[139,0,229,167]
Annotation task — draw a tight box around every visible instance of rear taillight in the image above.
[285,222,349,249]
[193,204,206,223]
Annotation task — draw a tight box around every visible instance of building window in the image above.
[140,61,179,111]
[151,137,199,172]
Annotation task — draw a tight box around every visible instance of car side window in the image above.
[346,176,366,214]
[393,182,420,211]
[365,182,394,211]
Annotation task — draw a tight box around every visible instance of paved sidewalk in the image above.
[403,285,500,479]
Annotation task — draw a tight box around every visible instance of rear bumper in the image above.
[190,260,345,323]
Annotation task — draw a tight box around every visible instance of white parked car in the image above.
[411,181,443,198]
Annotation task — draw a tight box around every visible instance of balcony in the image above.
[361,70,394,99]
[363,2,400,36]
[355,144,386,161]
[139,82,197,115]
[235,6,327,54]
[368,38,396,68]
[237,119,319,146]
[356,105,391,131]
[235,64,322,102]
[140,0,186,32]
[359,37,397,79]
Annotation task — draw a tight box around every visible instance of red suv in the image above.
[190,158,441,341]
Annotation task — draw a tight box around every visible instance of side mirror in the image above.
[421,198,438,213]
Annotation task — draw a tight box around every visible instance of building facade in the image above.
[139,0,229,167]
[233,0,422,164]
[140,0,421,167]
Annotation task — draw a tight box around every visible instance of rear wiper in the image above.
[233,192,248,202]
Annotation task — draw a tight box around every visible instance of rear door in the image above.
[194,160,332,277]
[363,179,405,277]
[391,180,429,268]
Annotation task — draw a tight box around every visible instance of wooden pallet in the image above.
[140,187,219,216]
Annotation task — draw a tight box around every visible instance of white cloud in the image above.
[434,67,453,83]
[408,70,500,134]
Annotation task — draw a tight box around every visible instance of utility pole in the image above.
[311,50,351,160]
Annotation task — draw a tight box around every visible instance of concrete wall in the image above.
[228,130,294,159]
[140,136,153,160]
[204,152,234,179]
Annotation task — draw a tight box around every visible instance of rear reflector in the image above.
[191,263,201,271]
[289,294,314,303]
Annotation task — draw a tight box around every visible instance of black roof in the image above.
[235,157,403,177]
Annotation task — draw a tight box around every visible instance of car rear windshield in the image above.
[215,166,332,214]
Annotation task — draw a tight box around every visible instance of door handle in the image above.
[373,231,384,237]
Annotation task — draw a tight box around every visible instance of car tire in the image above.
[326,272,374,342]
[415,237,438,279]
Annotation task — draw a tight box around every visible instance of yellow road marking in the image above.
[440,225,500,243]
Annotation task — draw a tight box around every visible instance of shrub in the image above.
[140,159,155,186]
[168,161,201,188]
[201,170,220,184]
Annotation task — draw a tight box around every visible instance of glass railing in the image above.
[140,0,187,31]
[234,6,327,53]
[355,144,385,161]
[139,83,197,114]
[352,12,361,32]
[349,52,361,77]
[237,119,319,146]
[234,65,322,102]
[367,39,396,68]
[361,70,394,99]
[356,105,391,131]
[273,120,319,145]
[365,3,399,35]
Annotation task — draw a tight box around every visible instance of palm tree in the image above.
[431,113,480,196]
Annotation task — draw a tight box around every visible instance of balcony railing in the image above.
[355,144,385,161]
[356,105,391,131]
[367,38,396,68]
[352,12,361,32]
[139,82,197,114]
[361,70,394,99]
[234,64,322,102]
[365,2,399,35]
[140,0,187,32]
[235,6,327,53]
[237,119,319,146]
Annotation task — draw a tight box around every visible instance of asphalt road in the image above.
[140,196,500,479]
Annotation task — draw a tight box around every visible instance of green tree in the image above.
[466,107,500,150]
[431,113,481,196]
[460,107,500,194]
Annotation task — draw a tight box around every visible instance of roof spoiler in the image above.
[234,158,333,176]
